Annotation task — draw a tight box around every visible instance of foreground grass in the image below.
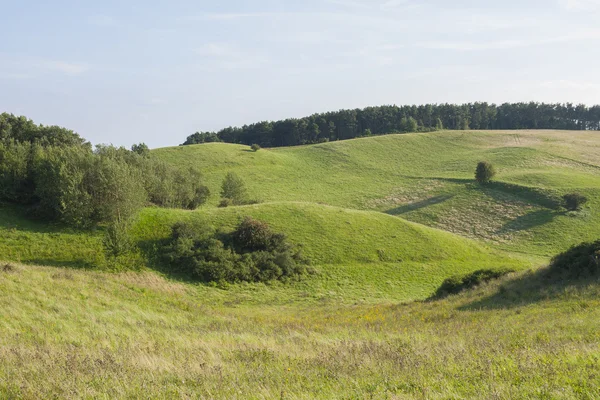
[0,263,598,399]
[155,130,600,256]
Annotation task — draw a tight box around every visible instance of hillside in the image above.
[155,130,600,256]
[0,202,528,304]
[1,262,598,398]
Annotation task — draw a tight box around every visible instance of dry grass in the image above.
[1,264,599,399]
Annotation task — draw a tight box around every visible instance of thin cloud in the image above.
[195,43,268,70]
[560,0,600,10]
[41,61,89,75]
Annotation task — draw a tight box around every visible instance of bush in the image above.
[549,240,600,278]
[475,161,496,185]
[162,218,309,283]
[221,172,248,205]
[103,218,134,258]
[251,144,261,152]
[563,193,588,211]
[433,268,515,298]
[218,198,233,208]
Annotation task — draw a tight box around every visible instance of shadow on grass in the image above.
[459,268,598,311]
[386,195,454,215]
[481,181,562,209]
[496,209,561,235]
[28,258,100,270]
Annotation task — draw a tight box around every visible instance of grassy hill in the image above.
[1,262,598,399]
[0,202,530,304]
[155,130,600,256]
[1,129,600,398]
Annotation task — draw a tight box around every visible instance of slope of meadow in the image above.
[1,129,599,398]
[0,202,530,305]
[155,130,600,256]
[0,262,598,399]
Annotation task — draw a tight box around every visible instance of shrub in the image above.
[475,161,496,185]
[131,142,150,157]
[221,172,248,205]
[433,268,515,299]
[251,144,261,152]
[103,218,134,258]
[549,240,600,278]
[162,218,309,283]
[218,198,233,208]
[563,193,588,211]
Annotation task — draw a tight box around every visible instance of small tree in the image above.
[251,144,261,152]
[475,161,496,185]
[131,143,150,157]
[563,193,588,211]
[221,172,247,205]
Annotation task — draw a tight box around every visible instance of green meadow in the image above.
[1,129,600,398]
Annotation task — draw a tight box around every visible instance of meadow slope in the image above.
[155,130,600,256]
[0,263,598,399]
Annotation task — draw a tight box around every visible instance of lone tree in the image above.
[221,172,247,205]
[251,144,261,152]
[563,193,588,211]
[475,161,496,185]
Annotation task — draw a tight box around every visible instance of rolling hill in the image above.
[155,129,600,257]
[1,129,600,398]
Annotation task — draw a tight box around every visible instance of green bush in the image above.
[563,193,588,211]
[433,268,515,299]
[162,218,309,283]
[549,240,600,278]
[251,144,261,152]
[221,172,248,205]
[475,161,496,185]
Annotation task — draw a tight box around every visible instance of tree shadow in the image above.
[482,181,562,210]
[386,195,454,215]
[495,209,561,235]
[459,268,598,311]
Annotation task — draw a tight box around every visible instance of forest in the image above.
[182,102,600,147]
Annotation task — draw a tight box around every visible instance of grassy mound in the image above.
[154,130,600,256]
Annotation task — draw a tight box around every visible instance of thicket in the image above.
[162,217,310,283]
[549,240,600,278]
[563,193,588,211]
[432,268,515,299]
[0,115,211,246]
[182,102,600,147]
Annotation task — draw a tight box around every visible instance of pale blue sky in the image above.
[1,0,599,148]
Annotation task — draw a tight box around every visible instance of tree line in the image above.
[182,102,600,148]
[0,112,212,265]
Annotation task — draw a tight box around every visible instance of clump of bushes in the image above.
[563,193,588,211]
[549,240,600,278]
[432,268,515,299]
[162,217,310,283]
[475,161,496,185]
[251,144,261,152]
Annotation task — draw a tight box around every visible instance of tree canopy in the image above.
[182,102,600,148]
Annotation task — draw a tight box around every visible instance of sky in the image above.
[1,0,599,148]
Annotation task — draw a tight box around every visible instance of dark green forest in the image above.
[183,102,600,147]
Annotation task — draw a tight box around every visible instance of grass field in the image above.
[1,262,599,399]
[155,130,600,257]
[1,129,600,398]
